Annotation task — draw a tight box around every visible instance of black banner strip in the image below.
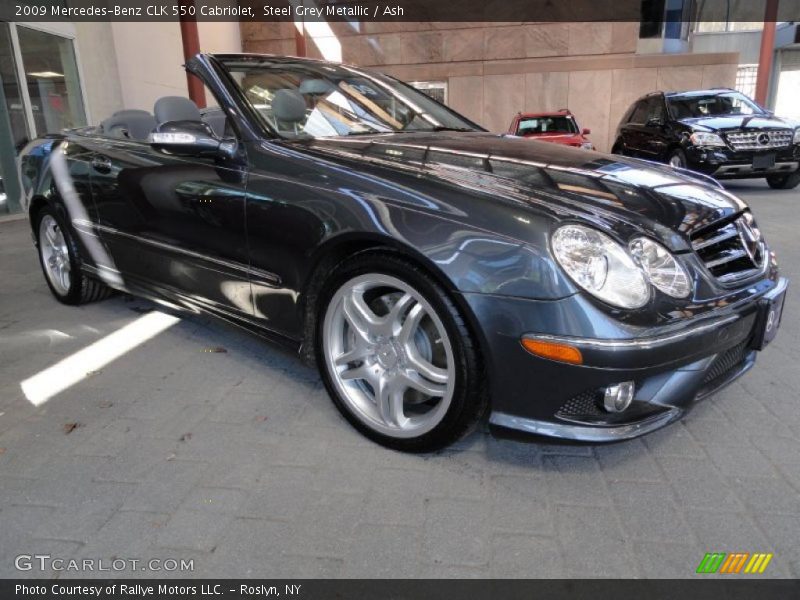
[3,579,800,600]
[3,0,800,22]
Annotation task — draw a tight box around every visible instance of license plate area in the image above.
[752,153,776,170]
[750,279,788,351]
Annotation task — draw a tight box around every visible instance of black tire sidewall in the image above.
[35,205,84,304]
[315,252,483,452]
[767,172,800,190]
[668,149,687,168]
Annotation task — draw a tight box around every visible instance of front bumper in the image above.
[465,276,787,443]
[685,144,800,179]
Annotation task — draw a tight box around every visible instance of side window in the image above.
[646,97,665,123]
[629,100,649,124]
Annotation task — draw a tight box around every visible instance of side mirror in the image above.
[582,128,591,135]
[148,120,232,158]
[646,117,664,128]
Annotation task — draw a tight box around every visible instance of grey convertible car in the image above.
[20,53,787,452]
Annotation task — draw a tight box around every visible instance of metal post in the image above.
[755,0,779,106]
[178,0,206,108]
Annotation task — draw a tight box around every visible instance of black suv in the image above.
[612,89,800,189]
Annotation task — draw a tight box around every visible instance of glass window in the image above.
[629,101,650,124]
[666,91,765,119]
[646,97,665,123]
[517,116,578,135]
[0,23,27,214]
[17,26,87,136]
[219,57,479,139]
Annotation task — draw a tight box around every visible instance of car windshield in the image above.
[666,91,766,119]
[517,116,577,135]
[217,57,480,138]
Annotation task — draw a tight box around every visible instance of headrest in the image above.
[154,96,201,125]
[272,89,306,124]
[100,113,156,140]
[112,109,151,118]
[299,79,334,96]
[125,114,157,140]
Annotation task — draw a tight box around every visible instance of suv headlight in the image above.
[552,225,650,309]
[629,237,691,298]
[794,128,800,144]
[689,132,726,147]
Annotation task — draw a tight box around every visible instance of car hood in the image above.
[296,132,748,250]
[679,114,800,132]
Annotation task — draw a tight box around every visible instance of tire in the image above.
[35,204,111,305]
[611,140,625,155]
[668,149,687,169]
[316,251,486,453]
[766,171,800,190]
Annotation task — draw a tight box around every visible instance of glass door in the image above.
[0,23,27,215]
[0,23,87,215]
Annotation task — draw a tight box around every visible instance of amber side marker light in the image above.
[521,338,583,365]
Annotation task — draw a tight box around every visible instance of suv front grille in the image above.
[692,213,766,285]
[726,129,793,151]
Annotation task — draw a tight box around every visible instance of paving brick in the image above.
[2,183,800,578]
[489,533,563,578]
[422,498,489,567]
[340,524,421,578]
[155,509,233,552]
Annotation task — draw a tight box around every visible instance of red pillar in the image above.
[178,0,206,108]
[295,21,307,57]
[754,0,779,106]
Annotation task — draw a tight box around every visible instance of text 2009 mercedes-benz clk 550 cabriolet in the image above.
[19,53,787,452]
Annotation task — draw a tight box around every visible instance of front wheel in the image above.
[36,205,111,305]
[668,149,687,169]
[316,253,486,452]
[767,171,800,190]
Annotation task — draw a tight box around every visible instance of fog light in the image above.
[603,381,635,413]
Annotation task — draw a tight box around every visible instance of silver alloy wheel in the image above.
[39,214,71,295]
[669,155,683,168]
[322,273,455,438]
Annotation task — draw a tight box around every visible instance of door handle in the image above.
[91,157,112,174]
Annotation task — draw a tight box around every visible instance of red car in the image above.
[508,109,594,149]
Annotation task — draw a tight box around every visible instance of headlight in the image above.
[794,128,800,144]
[552,225,650,309]
[629,237,691,298]
[689,132,725,147]
[581,142,594,150]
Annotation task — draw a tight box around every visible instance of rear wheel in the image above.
[316,253,486,452]
[668,149,687,169]
[766,171,800,190]
[36,205,111,305]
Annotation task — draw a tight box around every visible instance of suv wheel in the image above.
[767,171,800,190]
[317,252,486,452]
[668,149,687,169]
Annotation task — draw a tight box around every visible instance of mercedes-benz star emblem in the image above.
[757,132,771,146]
[736,217,762,265]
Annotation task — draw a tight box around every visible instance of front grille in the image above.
[692,213,766,285]
[725,129,793,151]
[702,340,750,386]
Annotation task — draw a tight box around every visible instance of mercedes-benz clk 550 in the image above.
[19,54,787,452]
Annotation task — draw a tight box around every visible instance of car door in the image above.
[639,95,672,160]
[85,125,253,319]
[619,99,650,157]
